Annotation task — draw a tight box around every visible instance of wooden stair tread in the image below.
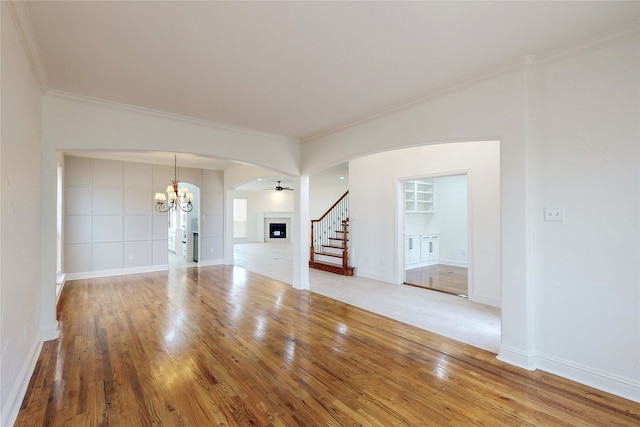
[315,252,343,258]
[309,260,354,276]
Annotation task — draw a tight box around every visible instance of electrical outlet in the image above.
[210,248,214,254]
[128,254,133,260]
[544,208,564,222]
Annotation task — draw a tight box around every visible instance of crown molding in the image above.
[5,1,49,93]
[45,89,301,145]
[535,23,639,68]
[302,23,640,143]
[301,55,531,143]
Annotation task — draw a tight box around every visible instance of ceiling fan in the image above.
[273,181,294,191]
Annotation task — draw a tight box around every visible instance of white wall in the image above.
[43,94,301,176]
[349,141,500,306]
[530,35,639,395]
[302,33,640,401]
[200,169,225,262]
[64,155,224,278]
[225,164,347,240]
[232,190,294,243]
[2,10,636,423]
[429,175,468,267]
[309,177,349,219]
[0,3,46,425]
[302,67,534,368]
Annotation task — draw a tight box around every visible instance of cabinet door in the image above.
[420,236,430,262]
[405,237,412,266]
[429,236,440,260]
[410,236,420,264]
[406,236,420,265]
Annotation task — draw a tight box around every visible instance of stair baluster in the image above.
[309,191,353,276]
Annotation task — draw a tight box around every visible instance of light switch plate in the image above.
[544,208,564,222]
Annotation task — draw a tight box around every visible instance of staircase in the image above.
[309,191,354,276]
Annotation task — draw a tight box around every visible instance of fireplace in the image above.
[269,223,287,239]
[262,213,292,243]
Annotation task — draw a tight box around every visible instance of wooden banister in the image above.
[309,191,352,275]
[316,191,349,222]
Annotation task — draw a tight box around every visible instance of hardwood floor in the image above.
[406,264,468,297]
[17,266,640,426]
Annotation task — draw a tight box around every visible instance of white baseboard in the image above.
[438,259,469,268]
[65,265,169,281]
[64,261,227,282]
[405,260,438,269]
[468,293,501,308]
[2,338,43,427]
[41,321,60,341]
[536,351,640,403]
[498,346,640,403]
[497,345,537,370]
[197,258,225,267]
[355,270,399,284]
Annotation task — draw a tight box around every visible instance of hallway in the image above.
[234,243,501,353]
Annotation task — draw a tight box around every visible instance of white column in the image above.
[223,189,234,265]
[293,176,310,290]
[497,62,537,370]
[40,147,59,340]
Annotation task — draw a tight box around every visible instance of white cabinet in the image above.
[404,179,435,213]
[405,235,421,265]
[405,233,439,267]
[421,235,439,262]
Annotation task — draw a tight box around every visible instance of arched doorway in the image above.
[167,181,200,270]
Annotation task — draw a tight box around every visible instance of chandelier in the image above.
[154,155,193,212]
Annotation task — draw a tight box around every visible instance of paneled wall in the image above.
[64,156,223,277]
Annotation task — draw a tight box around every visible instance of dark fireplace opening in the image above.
[269,223,287,239]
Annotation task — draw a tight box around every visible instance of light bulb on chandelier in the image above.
[154,155,193,212]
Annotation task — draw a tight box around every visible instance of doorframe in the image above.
[395,169,473,296]
[167,181,201,269]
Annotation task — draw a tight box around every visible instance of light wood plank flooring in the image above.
[405,264,468,297]
[16,266,640,426]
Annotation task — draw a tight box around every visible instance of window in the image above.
[233,199,248,238]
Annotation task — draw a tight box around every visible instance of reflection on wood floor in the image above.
[405,264,468,297]
[16,266,640,426]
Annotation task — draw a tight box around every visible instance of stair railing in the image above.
[341,219,349,269]
[310,191,349,263]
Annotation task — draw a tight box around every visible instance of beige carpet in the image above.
[233,242,501,353]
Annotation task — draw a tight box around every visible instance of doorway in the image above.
[168,182,200,269]
[403,174,469,297]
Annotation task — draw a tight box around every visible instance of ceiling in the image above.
[234,162,349,191]
[25,1,639,178]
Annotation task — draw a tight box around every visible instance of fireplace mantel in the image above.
[258,212,293,243]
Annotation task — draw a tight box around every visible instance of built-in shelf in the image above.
[404,179,434,213]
